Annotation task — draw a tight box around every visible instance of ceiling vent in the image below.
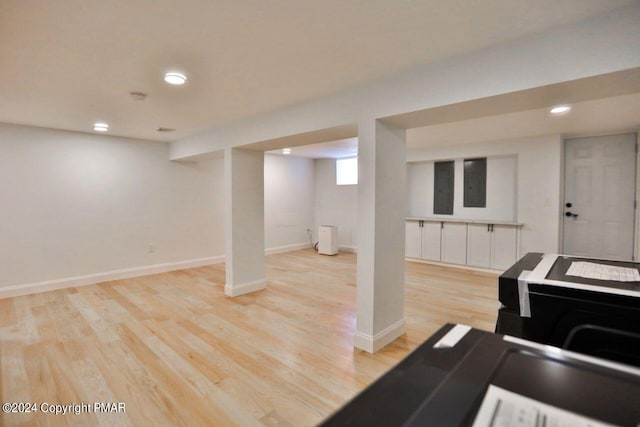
[129,91,147,101]
[157,127,176,132]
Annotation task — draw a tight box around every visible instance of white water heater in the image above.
[318,225,338,255]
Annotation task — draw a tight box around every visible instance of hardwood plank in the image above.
[0,248,499,426]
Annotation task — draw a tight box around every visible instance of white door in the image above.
[563,134,636,260]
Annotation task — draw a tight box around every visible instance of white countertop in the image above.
[406,217,524,226]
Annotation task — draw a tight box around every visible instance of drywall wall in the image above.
[0,123,225,290]
[0,124,318,294]
[264,154,315,251]
[407,155,517,221]
[314,158,358,251]
[407,135,563,256]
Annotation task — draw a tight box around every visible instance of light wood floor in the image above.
[0,249,499,426]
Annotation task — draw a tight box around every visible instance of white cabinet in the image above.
[405,221,422,259]
[441,222,467,265]
[466,223,518,270]
[467,224,492,268]
[405,220,442,261]
[421,221,442,261]
[406,218,521,271]
[491,225,518,270]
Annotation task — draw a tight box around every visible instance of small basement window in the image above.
[336,157,358,185]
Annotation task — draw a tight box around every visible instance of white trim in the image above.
[353,318,406,353]
[265,243,309,256]
[224,279,267,297]
[338,245,357,253]
[0,244,319,300]
[0,256,225,300]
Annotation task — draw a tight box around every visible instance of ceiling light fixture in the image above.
[550,105,571,115]
[94,122,109,132]
[164,72,187,85]
[282,148,292,155]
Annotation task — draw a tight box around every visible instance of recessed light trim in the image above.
[164,72,187,85]
[282,148,292,155]
[94,122,109,132]
[550,105,571,115]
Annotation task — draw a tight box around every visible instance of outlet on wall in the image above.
[148,244,155,253]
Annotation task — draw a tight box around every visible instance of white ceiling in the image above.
[267,137,358,159]
[408,92,640,150]
[268,92,640,159]
[0,0,635,142]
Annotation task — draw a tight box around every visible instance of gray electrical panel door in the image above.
[464,158,487,207]
[434,161,454,214]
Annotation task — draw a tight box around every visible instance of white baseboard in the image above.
[1,242,330,300]
[338,245,357,253]
[265,243,309,256]
[353,318,406,353]
[405,257,501,275]
[224,279,267,297]
[0,256,225,300]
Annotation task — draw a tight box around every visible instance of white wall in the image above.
[314,158,358,250]
[407,135,563,255]
[0,123,225,289]
[0,124,318,292]
[407,155,517,221]
[264,154,315,251]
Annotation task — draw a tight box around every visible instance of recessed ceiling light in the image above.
[94,122,109,132]
[282,148,292,155]
[550,105,571,115]
[164,72,187,85]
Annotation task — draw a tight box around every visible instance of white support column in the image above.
[224,148,266,297]
[354,119,407,353]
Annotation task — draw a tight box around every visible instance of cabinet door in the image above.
[441,222,467,264]
[491,225,517,271]
[421,221,442,261]
[405,221,422,259]
[467,224,491,268]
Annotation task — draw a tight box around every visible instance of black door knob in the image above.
[565,212,579,218]
[565,212,572,217]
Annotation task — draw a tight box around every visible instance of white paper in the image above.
[566,261,640,282]
[472,385,616,427]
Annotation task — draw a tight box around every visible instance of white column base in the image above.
[224,279,267,297]
[353,318,406,353]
